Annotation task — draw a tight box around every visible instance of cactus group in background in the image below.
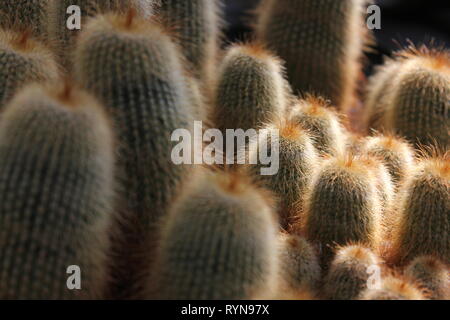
[360,276,426,300]
[0,84,114,299]
[256,0,368,111]
[151,170,279,299]
[389,153,449,266]
[322,245,380,300]
[365,47,450,149]
[0,30,59,108]
[405,256,449,300]
[289,97,347,156]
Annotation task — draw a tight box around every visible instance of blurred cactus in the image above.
[360,276,426,300]
[0,84,114,299]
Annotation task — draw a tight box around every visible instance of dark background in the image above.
[223,0,450,76]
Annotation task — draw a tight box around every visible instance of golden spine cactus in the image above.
[278,233,321,295]
[389,153,449,266]
[215,43,288,132]
[0,30,59,108]
[405,256,449,300]
[0,0,49,40]
[360,276,426,300]
[0,84,114,299]
[151,170,279,300]
[248,118,318,228]
[75,12,194,297]
[255,0,368,111]
[157,0,222,84]
[294,154,382,267]
[322,245,380,300]
[366,47,450,149]
[289,97,348,156]
[48,0,154,69]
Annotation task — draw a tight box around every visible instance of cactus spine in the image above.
[289,97,348,156]
[0,30,59,108]
[256,0,368,111]
[322,245,380,300]
[360,276,426,300]
[389,154,449,265]
[405,256,449,300]
[151,170,279,299]
[0,84,114,299]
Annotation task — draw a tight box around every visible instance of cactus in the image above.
[0,30,59,108]
[0,0,49,40]
[255,0,368,111]
[405,256,449,300]
[367,46,450,149]
[247,118,318,228]
[322,245,380,300]
[215,43,288,133]
[360,276,426,300]
[289,97,348,156]
[294,153,382,267]
[389,153,449,266]
[278,233,321,295]
[48,0,154,69]
[362,135,415,188]
[74,12,194,297]
[157,0,222,85]
[0,84,114,299]
[150,170,279,299]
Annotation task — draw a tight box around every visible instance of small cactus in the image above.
[0,84,115,299]
[322,245,380,300]
[255,0,369,111]
[150,170,279,300]
[389,153,449,265]
[405,255,449,300]
[360,276,426,300]
[289,97,348,156]
[0,30,59,108]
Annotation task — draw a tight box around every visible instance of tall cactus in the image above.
[0,30,59,108]
[0,84,115,299]
[74,12,194,297]
[150,170,279,299]
[360,276,426,300]
[256,0,368,111]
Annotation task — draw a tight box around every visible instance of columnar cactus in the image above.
[75,12,194,297]
[405,256,449,300]
[389,153,449,266]
[157,0,222,85]
[0,30,59,108]
[0,0,49,40]
[294,153,382,267]
[278,233,321,296]
[366,47,450,149]
[322,245,380,300]
[256,0,368,111]
[215,43,288,133]
[289,97,348,156]
[248,119,318,228]
[0,84,115,299]
[360,276,426,300]
[151,170,279,299]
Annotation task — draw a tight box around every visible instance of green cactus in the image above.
[278,233,321,295]
[255,0,368,111]
[0,30,59,108]
[247,119,318,228]
[74,12,194,298]
[150,170,279,299]
[157,0,222,85]
[322,245,380,300]
[389,154,449,266]
[360,276,426,300]
[0,84,115,299]
[0,0,49,40]
[289,97,348,156]
[405,255,449,300]
[294,154,382,267]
